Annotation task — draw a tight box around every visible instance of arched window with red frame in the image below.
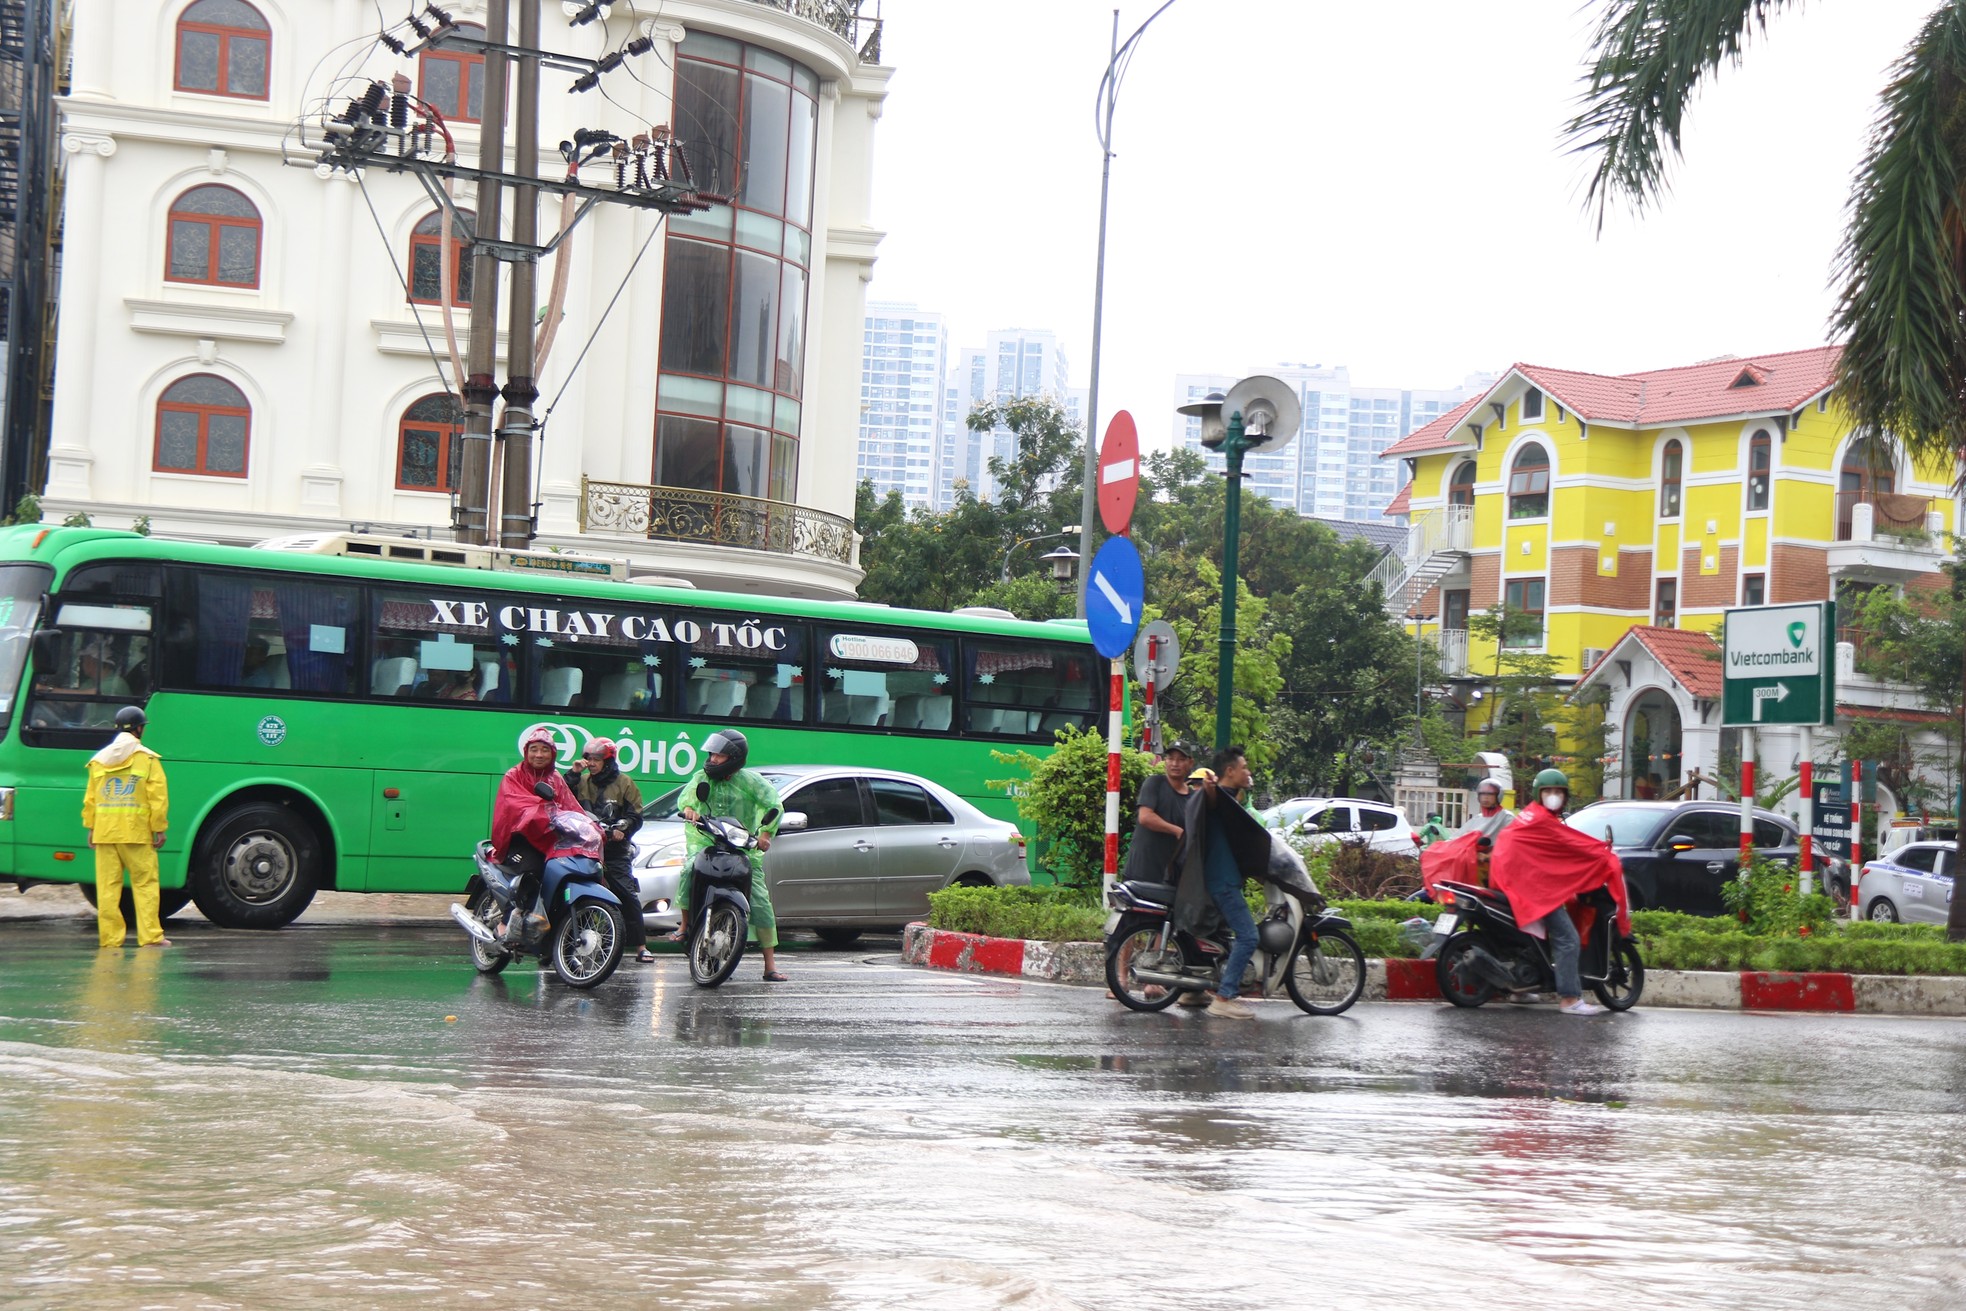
[1448,459,1476,506]
[409,209,473,306]
[174,0,271,101]
[397,393,466,491]
[155,374,251,478]
[166,185,262,287]
[419,23,486,124]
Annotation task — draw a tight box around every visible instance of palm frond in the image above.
[1565,0,1804,230]
[1831,2,1966,490]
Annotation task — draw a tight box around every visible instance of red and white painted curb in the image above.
[902,924,1966,1016]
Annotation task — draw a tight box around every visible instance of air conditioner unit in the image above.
[1580,647,1607,670]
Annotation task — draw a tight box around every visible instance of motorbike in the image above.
[1104,838,1367,1016]
[681,814,760,988]
[1429,877,1644,1010]
[449,782,627,989]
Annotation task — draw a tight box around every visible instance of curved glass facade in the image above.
[654,32,818,504]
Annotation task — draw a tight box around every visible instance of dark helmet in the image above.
[702,728,748,781]
[113,705,147,734]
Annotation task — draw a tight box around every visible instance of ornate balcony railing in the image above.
[741,0,883,61]
[578,477,859,568]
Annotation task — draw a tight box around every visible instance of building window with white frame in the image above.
[1501,578,1544,647]
[1507,443,1549,519]
[1746,429,1772,512]
[1521,386,1543,422]
[1659,438,1683,518]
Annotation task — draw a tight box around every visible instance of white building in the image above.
[936,327,1079,508]
[1173,365,1490,521]
[855,301,945,509]
[46,0,890,600]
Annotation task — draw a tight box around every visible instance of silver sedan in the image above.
[1857,841,1957,924]
[630,765,1031,944]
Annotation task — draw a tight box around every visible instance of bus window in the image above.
[179,572,359,696]
[29,628,149,729]
[963,640,1099,739]
[0,562,50,731]
[529,604,670,714]
[683,619,806,722]
[372,588,516,704]
[817,629,953,732]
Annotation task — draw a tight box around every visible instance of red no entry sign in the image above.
[1098,410,1140,535]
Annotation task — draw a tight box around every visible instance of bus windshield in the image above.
[0,563,50,732]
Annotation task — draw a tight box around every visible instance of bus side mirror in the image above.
[778,812,808,833]
[30,628,61,673]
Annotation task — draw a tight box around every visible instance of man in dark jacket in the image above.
[1168,746,1270,1020]
[567,739,650,961]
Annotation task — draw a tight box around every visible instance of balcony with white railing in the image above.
[1369,504,1474,615]
[1827,494,1949,582]
[1433,627,1470,678]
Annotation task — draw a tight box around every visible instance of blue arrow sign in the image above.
[1085,535,1145,659]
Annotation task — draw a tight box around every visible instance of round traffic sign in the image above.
[1132,619,1180,691]
[1085,535,1145,659]
[1097,410,1140,535]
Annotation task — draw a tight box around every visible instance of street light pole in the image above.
[1214,409,1246,752]
[1077,1,1179,619]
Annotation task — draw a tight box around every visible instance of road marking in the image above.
[1094,571,1133,624]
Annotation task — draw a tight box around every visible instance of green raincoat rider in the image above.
[677,729,787,981]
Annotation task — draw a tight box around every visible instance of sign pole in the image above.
[1799,726,1814,897]
[1141,634,1159,755]
[1739,728,1755,860]
[1103,657,1124,901]
[1850,759,1864,918]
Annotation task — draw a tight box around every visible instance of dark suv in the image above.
[1566,801,1800,916]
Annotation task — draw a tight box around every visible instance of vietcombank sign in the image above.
[1722,601,1834,727]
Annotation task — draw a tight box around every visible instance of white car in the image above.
[631,765,1031,944]
[1276,798,1420,856]
[1857,841,1957,924]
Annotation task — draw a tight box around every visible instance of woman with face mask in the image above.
[1489,768,1632,1017]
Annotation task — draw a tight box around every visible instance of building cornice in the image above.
[126,298,293,345]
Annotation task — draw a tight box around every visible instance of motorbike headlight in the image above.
[636,840,686,871]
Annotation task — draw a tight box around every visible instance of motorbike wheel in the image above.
[1590,939,1646,1012]
[1435,933,1496,1008]
[688,903,748,988]
[466,891,512,976]
[1105,923,1183,1012]
[553,897,625,989]
[1284,928,1366,1016]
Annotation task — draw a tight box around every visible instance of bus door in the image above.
[367,766,496,892]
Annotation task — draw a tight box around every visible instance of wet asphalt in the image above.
[1,896,1964,1309]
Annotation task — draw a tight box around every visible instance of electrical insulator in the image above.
[625,36,653,56]
[390,74,412,129]
[613,141,628,191]
[570,71,599,93]
[425,3,454,24]
[597,51,623,73]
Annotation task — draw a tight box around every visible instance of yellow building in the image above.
[1371,346,1957,800]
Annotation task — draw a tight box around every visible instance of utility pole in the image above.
[458,0,509,546]
[498,0,541,549]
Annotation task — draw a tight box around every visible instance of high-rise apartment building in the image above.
[1173,365,1492,521]
[856,303,948,509]
[936,328,1077,508]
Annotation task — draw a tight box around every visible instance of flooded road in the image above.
[1,912,1964,1309]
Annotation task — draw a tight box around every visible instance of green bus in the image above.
[0,526,1101,928]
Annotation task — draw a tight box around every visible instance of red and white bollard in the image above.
[1798,727,1814,897]
[1850,759,1864,918]
[1738,728,1755,861]
[1102,657,1123,900]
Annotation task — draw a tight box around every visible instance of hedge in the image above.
[923,886,1966,975]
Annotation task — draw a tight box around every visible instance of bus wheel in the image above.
[78,884,195,922]
[190,803,321,929]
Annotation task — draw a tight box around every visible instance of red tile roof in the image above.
[1578,625,1722,699]
[1839,704,1952,725]
[1381,395,1481,459]
[1382,481,1412,517]
[1519,346,1839,425]
[1381,347,1841,464]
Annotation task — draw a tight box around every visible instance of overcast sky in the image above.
[865,0,1937,450]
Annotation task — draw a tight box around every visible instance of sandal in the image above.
[635,949,657,964]
[762,971,789,982]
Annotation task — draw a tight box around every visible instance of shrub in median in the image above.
[925,885,1107,943]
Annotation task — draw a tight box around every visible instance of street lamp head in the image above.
[1221,375,1303,454]
[1176,391,1228,448]
[1040,544,1081,581]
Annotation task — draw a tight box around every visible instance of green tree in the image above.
[960,573,1072,622]
[990,726,1156,888]
[1145,557,1289,767]
[1569,0,1966,937]
[1851,575,1964,808]
[1467,604,1562,784]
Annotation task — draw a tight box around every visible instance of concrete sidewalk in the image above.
[901,922,1966,1016]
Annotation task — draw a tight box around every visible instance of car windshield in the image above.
[641,772,801,821]
[1568,804,1665,847]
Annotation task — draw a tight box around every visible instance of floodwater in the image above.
[1,911,1964,1309]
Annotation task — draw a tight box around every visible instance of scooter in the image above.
[1104,838,1367,1016]
[681,814,760,988]
[1430,878,1644,1010]
[450,783,627,989]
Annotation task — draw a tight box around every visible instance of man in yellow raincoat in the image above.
[82,705,171,949]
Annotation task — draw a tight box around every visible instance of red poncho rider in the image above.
[492,726,585,939]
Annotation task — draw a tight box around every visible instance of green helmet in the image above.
[1532,768,1569,791]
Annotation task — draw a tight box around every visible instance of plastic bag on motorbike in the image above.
[549,807,605,859]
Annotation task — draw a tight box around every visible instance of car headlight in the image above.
[636,840,687,871]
